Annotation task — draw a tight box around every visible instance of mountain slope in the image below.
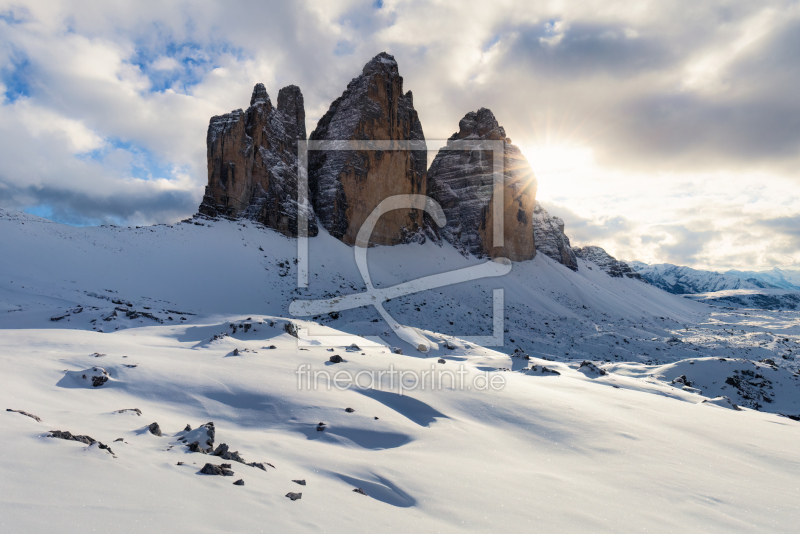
[3,208,800,531]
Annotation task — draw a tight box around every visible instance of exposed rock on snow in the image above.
[292,479,306,485]
[147,422,162,437]
[353,487,367,495]
[285,492,302,501]
[578,361,607,377]
[199,463,234,476]
[309,52,427,246]
[427,108,537,261]
[6,408,41,422]
[48,430,115,455]
[526,365,560,376]
[60,367,110,388]
[329,355,344,363]
[574,246,642,279]
[233,479,245,486]
[199,83,317,237]
[180,422,215,453]
[532,202,578,271]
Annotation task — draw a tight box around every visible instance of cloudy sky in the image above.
[1,0,798,271]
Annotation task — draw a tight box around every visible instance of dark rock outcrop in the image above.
[574,246,642,279]
[147,422,162,437]
[199,83,317,237]
[286,492,303,501]
[199,463,234,476]
[532,202,578,271]
[6,408,41,422]
[427,108,537,261]
[309,52,427,246]
[49,430,115,455]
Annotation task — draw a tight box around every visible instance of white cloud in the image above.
[0,0,797,269]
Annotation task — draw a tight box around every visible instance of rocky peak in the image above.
[250,83,270,107]
[427,108,537,261]
[309,52,427,246]
[362,51,399,76]
[532,202,578,271]
[198,83,317,237]
[455,108,507,140]
[277,85,306,139]
[574,246,642,279]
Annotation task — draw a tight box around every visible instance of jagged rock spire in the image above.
[308,52,427,246]
[198,83,317,237]
[427,108,538,261]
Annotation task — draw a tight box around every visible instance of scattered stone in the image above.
[148,422,162,437]
[293,479,306,486]
[437,358,446,364]
[6,409,41,422]
[213,443,247,464]
[346,344,361,352]
[233,348,240,356]
[48,430,114,456]
[92,352,106,358]
[183,424,192,432]
[444,340,456,350]
[353,488,367,495]
[527,365,561,376]
[329,355,344,363]
[317,422,326,432]
[268,345,277,349]
[114,438,123,442]
[177,461,184,465]
[249,462,270,471]
[345,407,355,413]
[199,463,234,476]
[286,492,302,501]
[393,347,403,354]
[122,364,138,368]
[233,479,245,486]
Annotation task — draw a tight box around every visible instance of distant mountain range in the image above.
[626,262,800,310]
[627,262,800,294]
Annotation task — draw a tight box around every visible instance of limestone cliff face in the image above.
[574,246,642,279]
[532,202,579,271]
[427,108,537,261]
[308,52,427,246]
[199,83,317,237]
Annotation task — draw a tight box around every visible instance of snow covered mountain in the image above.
[629,262,800,310]
[3,208,800,532]
[628,262,772,294]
